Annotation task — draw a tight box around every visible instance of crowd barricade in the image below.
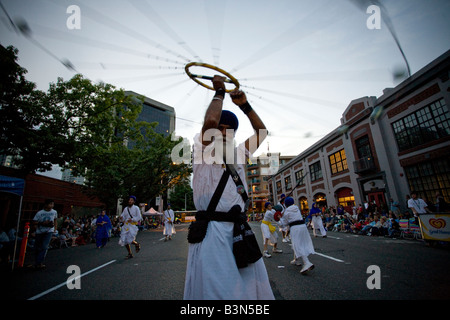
[418,213,450,242]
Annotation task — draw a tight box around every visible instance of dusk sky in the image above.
[1,0,449,178]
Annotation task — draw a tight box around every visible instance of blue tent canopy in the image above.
[0,175,26,270]
[0,175,25,196]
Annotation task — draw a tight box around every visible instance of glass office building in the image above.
[124,91,175,137]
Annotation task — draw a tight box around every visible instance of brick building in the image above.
[0,167,105,230]
[268,50,450,214]
[246,152,295,212]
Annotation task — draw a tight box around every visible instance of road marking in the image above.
[314,252,345,263]
[28,259,116,300]
[288,243,346,263]
[325,235,342,240]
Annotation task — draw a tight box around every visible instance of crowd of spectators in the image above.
[303,192,448,239]
[305,202,412,238]
[0,210,170,266]
[42,214,163,250]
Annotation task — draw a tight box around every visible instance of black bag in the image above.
[231,205,262,268]
[187,169,230,244]
[187,219,209,244]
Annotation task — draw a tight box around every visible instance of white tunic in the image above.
[311,214,327,236]
[163,209,176,236]
[261,209,279,245]
[183,133,274,300]
[280,205,315,258]
[277,202,288,232]
[118,205,141,246]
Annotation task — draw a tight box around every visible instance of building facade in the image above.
[268,50,450,215]
[246,152,295,212]
[0,166,104,230]
[124,90,176,137]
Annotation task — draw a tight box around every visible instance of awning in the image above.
[0,175,26,270]
[143,207,162,215]
[0,175,25,196]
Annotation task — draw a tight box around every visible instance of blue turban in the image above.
[129,195,136,201]
[310,203,321,214]
[285,197,294,207]
[219,110,239,131]
[265,202,271,208]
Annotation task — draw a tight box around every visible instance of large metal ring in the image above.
[185,62,240,93]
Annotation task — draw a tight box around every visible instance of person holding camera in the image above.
[32,199,58,269]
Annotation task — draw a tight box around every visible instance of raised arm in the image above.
[230,89,267,154]
[201,75,226,146]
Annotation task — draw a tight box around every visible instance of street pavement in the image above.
[4,222,450,301]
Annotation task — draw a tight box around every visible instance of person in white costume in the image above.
[280,197,315,274]
[310,202,327,238]
[183,75,274,300]
[261,202,282,258]
[277,194,290,242]
[119,195,142,259]
[163,203,176,241]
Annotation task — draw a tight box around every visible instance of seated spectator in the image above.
[74,228,86,245]
[359,217,375,235]
[67,229,78,246]
[340,215,352,232]
[387,212,400,237]
[378,216,389,236]
[111,220,120,237]
[332,215,342,231]
[7,227,21,243]
[366,215,384,236]
[59,228,73,247]
[357,210,365,222]
[369,215,382,236]
[326,213,338,231]
[7,226,22,253]
[350,219,364,233]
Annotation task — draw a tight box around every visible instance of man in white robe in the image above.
[119,195,142,259]
[280,197,315,274]
[183,75,274,300]
[163,203,176,241]
[261,202,282,258]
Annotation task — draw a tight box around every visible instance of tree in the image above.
[0,45,49,174]
[0,45,192,211]
[48,75,192,212]
[168,180,195,211]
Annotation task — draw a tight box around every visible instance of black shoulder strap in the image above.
[206,163,250,213]
[225,163,249,203]
[207,169,230,212]
[226,163,251,212]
